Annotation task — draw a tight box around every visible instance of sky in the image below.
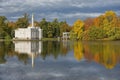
[0,0,120,25]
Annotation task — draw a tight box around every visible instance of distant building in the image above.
[62,32,70,40]
[14,14,42,40]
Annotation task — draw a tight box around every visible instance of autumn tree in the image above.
[93,11,120,39]
[70,10,120,40]
[83,26,105,40]
[71,19,84,40]
[84,18,94,30]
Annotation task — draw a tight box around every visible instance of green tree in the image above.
[85,26,105,40]
[7,21,16,38]
[0,16,11,39]
[16,13,29,28]
[51,18,60,37]
[39,18,48,37]
[107,27,120,40]
[47,23,53,38]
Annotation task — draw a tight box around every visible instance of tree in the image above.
[84,18,94,30]
[47,23,53,38]
[107,27,120,40]
[71,19,84,40]
[92,10,120,39]
[7,21,16,38]
[59,21,70,37]
[16,13,29,28]
[51,18,60,37]
[39,18,48,37]
[0,16,11,39]
[86,26,105,40]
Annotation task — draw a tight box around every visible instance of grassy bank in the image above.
[42,38,59,41]
[0,39,13,42]
[0,38,59,41]
[1,37,119,42]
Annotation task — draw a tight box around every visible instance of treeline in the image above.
[0,13,71,39]
[37,18,71,38]
[0,10,120,40]
[71,10,120,40]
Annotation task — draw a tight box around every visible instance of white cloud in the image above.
[37,12,102,20]
[71,3,86,8]
[0,0,120,24]
[64,13,102,18]
[10,16,23,19]
[71,0,120,8]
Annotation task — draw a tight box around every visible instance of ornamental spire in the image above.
[32,13,34,27]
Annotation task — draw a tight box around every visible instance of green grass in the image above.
[42,38,58,41]
[0,38,59,41]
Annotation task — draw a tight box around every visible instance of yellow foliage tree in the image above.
[72,19,84,40]
[94,10,118,28]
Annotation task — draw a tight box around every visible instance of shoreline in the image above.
[0,38,120,42]
[0,38,59,42]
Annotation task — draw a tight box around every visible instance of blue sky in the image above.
[0,0,120,25]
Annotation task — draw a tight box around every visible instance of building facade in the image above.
[62,32,70,40]
[14,14,42,40]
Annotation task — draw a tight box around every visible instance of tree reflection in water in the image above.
[74,41,120,69]
[0,41,120,69]
[41,41,72,60]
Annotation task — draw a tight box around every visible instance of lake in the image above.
[0,41,120,80]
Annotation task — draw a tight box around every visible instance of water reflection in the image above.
[14,41,42,67]
[74,42,84,61]
[14,41,71,67]
[73,41,120,69]
[41,41,72,60]
[0,42,7,64]
[0,41,120,69]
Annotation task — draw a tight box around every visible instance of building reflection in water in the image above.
[12,41,120,69]
[14,41,42,67]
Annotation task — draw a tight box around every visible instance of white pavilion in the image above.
[14,14,42,40]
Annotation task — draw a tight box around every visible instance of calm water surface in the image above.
[0,41,120,80]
